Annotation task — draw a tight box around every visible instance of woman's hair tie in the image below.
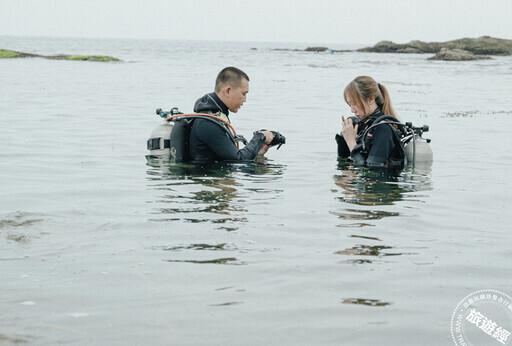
[377,83,382,89]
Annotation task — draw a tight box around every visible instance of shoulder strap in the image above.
[360,115,408,152]
[166,113,240,148]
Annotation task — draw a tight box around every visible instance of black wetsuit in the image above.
[188,92,265,162]
[336,108,404,168]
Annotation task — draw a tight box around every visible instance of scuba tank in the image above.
[146,108,183,162]
[403,123,433,167]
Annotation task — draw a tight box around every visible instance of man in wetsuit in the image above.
[188,67,274,162]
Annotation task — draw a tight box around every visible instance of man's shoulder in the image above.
[191,117,226,133]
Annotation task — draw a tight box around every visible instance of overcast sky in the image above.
[1,0,511,45]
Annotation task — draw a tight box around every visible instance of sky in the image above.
[1,0,511,45]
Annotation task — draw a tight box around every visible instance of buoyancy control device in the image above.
[353,115,433,168]
[146,107,243,163]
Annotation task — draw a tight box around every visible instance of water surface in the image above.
[1,36,511,345]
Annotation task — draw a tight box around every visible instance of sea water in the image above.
[1,36,511,345]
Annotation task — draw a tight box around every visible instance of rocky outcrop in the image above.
[273,36,512,59]
[274,46,351,53]
[427,48,491,61]
[358,36,512,56]
[305,46,329,52]
[358,40,440,53]
[50,55,120,61]
[395,47,424,54]
[0,49,120,61]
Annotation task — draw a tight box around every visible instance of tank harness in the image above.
[147,108,247,163]
[354,115,432,167]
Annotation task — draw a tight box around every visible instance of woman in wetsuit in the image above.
[336,76,404,168]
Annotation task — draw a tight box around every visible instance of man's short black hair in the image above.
[215,67,249,92]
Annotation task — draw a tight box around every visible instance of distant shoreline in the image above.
[0,48,120,62]
[3,36,511,62]
[275,36,512,61]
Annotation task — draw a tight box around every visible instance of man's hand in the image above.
[259,130,275,145]
[257,143,271,156]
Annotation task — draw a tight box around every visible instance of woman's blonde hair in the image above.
[344,76,396,117]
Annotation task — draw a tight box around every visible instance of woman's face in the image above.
[346,98,371,118]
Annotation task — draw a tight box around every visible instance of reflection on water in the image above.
[0,212,43,228]
[161,243,228,251]
[332,163,432,228]
[342,298,391,307]
[333,163,431,206]
[0,334,33,344]
[164,257,242,265]
[210,301,243,307]
[335,245,397,256]
[335,244,403,264]
[146,158,284,231]
[157,243,239,264]
[335,244,418,264]
[0,212,45,245]
[330,209,399,228]
[332,164,431,272]
[349,234,382,241]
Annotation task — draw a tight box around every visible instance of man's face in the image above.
[225,78,249,113]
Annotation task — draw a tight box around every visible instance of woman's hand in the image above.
[341,116,358,152]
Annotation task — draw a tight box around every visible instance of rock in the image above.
[357,40,441,53]
[305,46,329,52]
[442,36,512,55]
[274,47,351,53]
[272,48,302,52]
[396,47,424,54]
[358,36,512,56]
[50,55,120,62]
[427,48,491,61]
[0,49,39,58]
[0,49,21,58]
[358,40,402,53]
[0,49,120,61]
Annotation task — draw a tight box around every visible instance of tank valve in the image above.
[156,107,183,118]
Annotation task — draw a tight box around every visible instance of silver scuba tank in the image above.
[404,133,433,167]
[146,107,184,160]
[146,121,174,158]
[147,107,194,164]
